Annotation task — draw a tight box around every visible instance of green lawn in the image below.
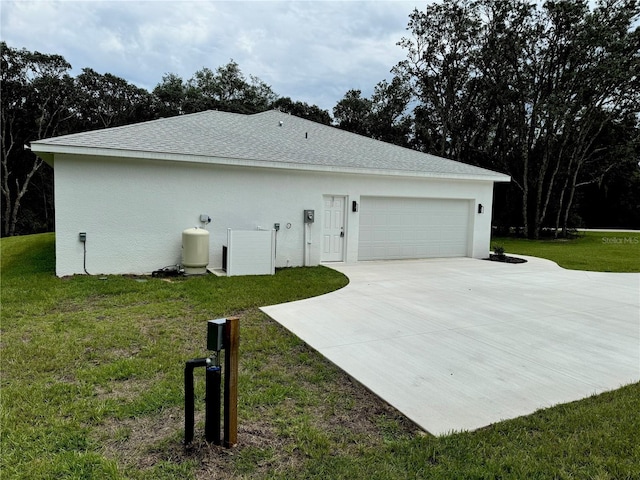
[2,233,639,479]
[491,231,640,272]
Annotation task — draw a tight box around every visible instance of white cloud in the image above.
[1,0,423,111]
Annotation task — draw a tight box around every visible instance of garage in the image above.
[31,110,508,275]
[358,197,471,261]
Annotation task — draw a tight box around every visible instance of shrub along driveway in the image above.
[262,256,639,435]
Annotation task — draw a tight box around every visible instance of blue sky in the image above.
[1,0,425,112]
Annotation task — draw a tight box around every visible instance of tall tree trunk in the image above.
[1,116,16,236]
[520,141,529,238]
[562,163,582,234]
[554,155,574,238]
[7,156,43,236]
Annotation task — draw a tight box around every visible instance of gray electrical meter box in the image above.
[207,319,227,351]
[304,210,315,224]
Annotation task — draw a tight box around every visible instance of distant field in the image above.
[491,231,640,272]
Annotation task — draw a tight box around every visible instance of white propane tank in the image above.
[182,227,210,275]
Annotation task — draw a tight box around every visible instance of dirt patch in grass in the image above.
[321,376,419,441]
[95,406,185,467]
[93,367,420,478]
[190,422,305,480]
[93,377,157,402]
[95,407,304,478]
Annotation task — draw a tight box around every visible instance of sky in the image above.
[1,0,426,112]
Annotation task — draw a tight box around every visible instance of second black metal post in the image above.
[205,365,222,445]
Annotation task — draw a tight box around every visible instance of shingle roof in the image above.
[31,110,510,181]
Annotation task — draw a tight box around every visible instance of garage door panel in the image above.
[358,197,470,261]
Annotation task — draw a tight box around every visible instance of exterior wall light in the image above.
[478,204,484,214]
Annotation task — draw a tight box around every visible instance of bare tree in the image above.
[396,0,639,237]
[1,42,74,236]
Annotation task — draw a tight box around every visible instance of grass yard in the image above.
[491,231,640,272]
[1,233,639,479]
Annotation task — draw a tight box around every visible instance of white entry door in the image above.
[322,195,346,262]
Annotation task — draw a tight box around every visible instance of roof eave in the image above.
[29,143,511,183]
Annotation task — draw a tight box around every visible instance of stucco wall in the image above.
[53,154,496,276]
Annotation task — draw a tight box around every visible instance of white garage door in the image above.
[358,197,471,261]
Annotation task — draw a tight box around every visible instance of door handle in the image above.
[340,231,344,238]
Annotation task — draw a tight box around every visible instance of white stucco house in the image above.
[31,110,510,277]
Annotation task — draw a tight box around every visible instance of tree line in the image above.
[0,46,331,237]
[2,0,639,238]
[333,0,640,238]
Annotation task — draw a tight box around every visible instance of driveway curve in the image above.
[261,256,639,435]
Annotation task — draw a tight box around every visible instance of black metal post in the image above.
[184,358,208,444]
[205,365,222,445]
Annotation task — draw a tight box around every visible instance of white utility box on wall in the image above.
[225,229,275,277]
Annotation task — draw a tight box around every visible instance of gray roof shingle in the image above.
[31,110,510,181]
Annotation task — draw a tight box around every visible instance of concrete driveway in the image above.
[261,257,639,435]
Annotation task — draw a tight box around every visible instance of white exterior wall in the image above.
[53,154,496,276]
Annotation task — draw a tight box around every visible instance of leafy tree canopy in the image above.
[1,45,330,236]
